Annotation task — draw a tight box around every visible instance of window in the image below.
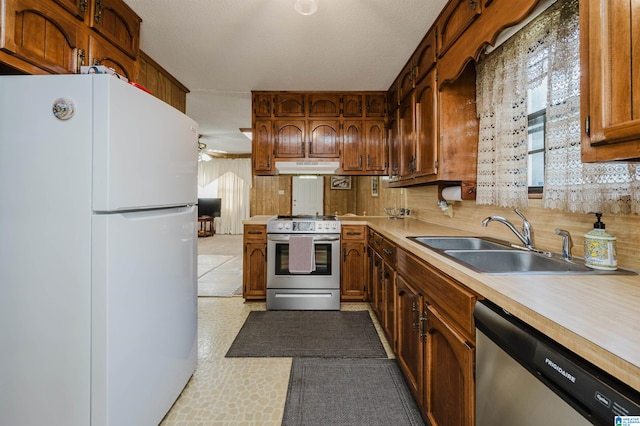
[527,81,547,192]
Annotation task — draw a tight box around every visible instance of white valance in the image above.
[198,158,252,188]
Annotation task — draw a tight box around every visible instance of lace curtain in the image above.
[476,0,640,214]
[198,158,252,234]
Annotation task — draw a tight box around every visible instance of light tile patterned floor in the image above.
[160,235,393,425]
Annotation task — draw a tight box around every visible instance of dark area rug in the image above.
[225,311,386,358]
[282,358,425,426]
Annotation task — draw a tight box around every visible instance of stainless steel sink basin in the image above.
[409,236,512,251]
[444,249,595,274]
[408,236,636,275]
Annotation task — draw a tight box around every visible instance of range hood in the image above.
[275,161,340,175]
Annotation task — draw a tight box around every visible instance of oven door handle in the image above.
[267,235,340,242]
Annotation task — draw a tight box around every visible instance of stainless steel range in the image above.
[266,215,341,310]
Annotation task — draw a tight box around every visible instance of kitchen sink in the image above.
[409,236,512,251]
[408,236,637,275]
[444,249,595,274]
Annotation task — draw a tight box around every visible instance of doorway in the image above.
[292,176,324,216]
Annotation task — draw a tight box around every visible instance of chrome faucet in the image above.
[482,209,535,249]
[554,228,573,260]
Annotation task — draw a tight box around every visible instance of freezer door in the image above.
[91,205,197,426]
[91,75,198,211]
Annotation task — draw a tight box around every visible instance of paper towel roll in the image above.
[441,186,462,201]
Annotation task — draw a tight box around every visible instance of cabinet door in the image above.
[399,94,416,178]
[581,0,640,161]
[54,0,88,20]
[371,250,384,320]
[382,262,395,344]
[414,68,438,177]
[398,61,414,103]
[364,120,386,172]
[87,34,135,80]
[275,93,305,117]
[274,120,305,158]
[136,51,188,112]
[387,111,401,179]
[365,94,386,117]
[424,305,474,426]
[252,120,274,174]
[308,93,340,117]
[243,243,267,299]
[396,275,423,404]
[343,94,363,117]
[89,0,141,59]
[341,241,366,301]
[341,120,364,171]
[1,0,83,74]
[308,120,340,158]
[253,93,272,117]
[414,29,437,85]
[437,0,482,58]
[243,225,267,300]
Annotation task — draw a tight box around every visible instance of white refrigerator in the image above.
[0,75,199,426]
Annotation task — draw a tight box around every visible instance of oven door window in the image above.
[274,242,332,275]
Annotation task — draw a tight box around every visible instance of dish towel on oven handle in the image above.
[288,235,316,273]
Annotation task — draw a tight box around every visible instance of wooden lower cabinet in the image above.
[396,275,424,403]
[392,245,477,425]
[341,225,367,301]
[242,225,267,299]
[423,304,475,426]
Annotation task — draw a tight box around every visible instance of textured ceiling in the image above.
[125,0,448,154]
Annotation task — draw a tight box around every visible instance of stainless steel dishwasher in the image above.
[474,300,640,426]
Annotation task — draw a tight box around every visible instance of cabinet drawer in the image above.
[381,239,396,266]
[397,248,477,340]
[244,225,267,243]
[369,230,384,252]
[341,225,366,241]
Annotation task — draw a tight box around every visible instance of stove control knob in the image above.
[277,223,284,230]
[285,223,291,230]
[317,222,324,230]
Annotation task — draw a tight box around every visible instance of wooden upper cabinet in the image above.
[399,94,416,178]
[364,120,386,172]
[87,34,135,80]
[136,50,189,113]
[89,0,141,59]
[275,93,305,117]
[413,29,437,84]
[581,0,640,161]
[1,0,83,74]
[252,120,274,174]
[437,0,482,59]
[308,93,340,117]
[308,120,340,158]
[53,0,88,20]
[387,110,400,178]
[415,67,438,177]
[253,93,272,117]
[398,61,415,103]
[274,120,305,158]
[343,94,363,117]
[365,94,386,117]
[341,120,364,171]
[387,77,400,113]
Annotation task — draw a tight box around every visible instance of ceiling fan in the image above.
[198,135,212,162]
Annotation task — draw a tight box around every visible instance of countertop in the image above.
[244,215,640,391]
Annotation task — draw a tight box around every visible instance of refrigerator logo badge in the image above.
[615,416,640,425]
[52,97,76,120]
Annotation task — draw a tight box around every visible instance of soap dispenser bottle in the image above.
[584,212,617,270]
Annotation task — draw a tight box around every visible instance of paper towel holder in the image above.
[438,182,477,202]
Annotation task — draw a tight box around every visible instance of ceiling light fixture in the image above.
[294,0,318,16]
[198,141,212,162]
[239,128,253,141]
